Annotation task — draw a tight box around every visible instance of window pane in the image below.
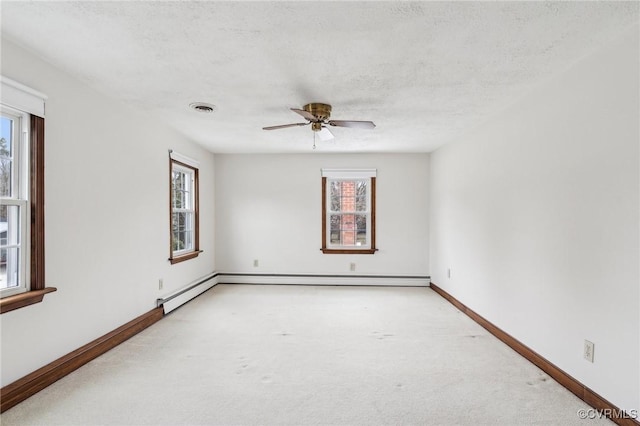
[0,116,14,197]
[330,181,341,197]
[0,247,20,289]
[341,231,356,246]
[341,214,355,245]
[185,172,193,207]
[356,215,367,245]
[330,181,341,211]
[330,214,341,244]
[185,229,193,251]
[172,211,195,253]
[172,172,184,208]
[172,231,185,252]
[173,189,181,209]
[0,159,11,198]
[0,204,20,246]
[341,181,356,212]
[355,181,367,211]
[173,212,186,232]
[184,212,194,250]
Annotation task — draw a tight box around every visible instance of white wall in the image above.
[429,25,639,412]
[0,39,216,387]
[215,154,429,277]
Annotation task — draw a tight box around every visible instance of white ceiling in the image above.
[1,1,637,154]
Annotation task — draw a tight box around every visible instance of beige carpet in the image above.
[1,284,611,425]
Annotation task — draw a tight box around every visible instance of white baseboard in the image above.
[217,273,430,287]
[158,272,219,314]
[158,272,430,314]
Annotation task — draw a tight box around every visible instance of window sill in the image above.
[0,287,57,314]
[169,250,203,265]
[321,248,378,254]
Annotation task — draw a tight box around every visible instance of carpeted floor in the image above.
[1,284,611,425]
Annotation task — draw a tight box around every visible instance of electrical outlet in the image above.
[253,259,259,267]
[158,279,163,290]
[447,268,451,278]
[584,340,594,363]
[350,263,356,272]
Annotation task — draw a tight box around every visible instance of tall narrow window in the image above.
[1,108,28,297]
[321,169,377,254]
[169,151,200,264]
[0,76,53,314]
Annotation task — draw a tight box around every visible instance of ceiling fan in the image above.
[263,103,375,141]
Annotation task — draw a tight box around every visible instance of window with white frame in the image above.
[0,108,29,297]
[321,169,377,254]
[169,151,200,264]
[0,76,53,313]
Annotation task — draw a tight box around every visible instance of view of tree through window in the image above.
[0,113,24,293]
[171,166,194,253]
[169,156,200,264]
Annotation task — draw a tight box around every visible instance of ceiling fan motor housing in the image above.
[303,103,332,121]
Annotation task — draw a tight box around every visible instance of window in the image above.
[169,151,201,264]
[1,108,29,297]
[0,76,53,314]
[321,169,377,254]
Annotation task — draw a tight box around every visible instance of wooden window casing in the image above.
[168,158,201,264]
[321,176,377,254]
[0,116,56,314]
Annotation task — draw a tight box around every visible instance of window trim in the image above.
[321,175,377,255]
[168,155,201,264]
[1,107,30,298]
[0,115,55,314]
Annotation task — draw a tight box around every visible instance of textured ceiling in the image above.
[1,1,637,153]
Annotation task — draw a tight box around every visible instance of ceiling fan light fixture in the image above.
[189,102,216,113]
[263,103,375,142]
[303,103,332,121]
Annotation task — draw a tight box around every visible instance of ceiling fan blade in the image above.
[318,126,334,141]
[328,120,376,129]
[263,123,308,130]
[291,108,317,121]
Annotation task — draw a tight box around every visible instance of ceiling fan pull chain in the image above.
[313,132,317,150]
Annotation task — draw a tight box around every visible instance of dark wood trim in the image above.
[0,287,56,314]
[169,157,200,264]
[194,165,200,253]
[321,176,327,249]
[321,176,377,254]
[169,249,203,265]
[30,115,45,290]
[1,116,49,314]
[0,307,164,413]
[168,154,173,262]
[430,282,640,426]
[320,248,378,254]
[370,176,376,250]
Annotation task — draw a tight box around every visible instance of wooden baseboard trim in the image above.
[0,307,164,413]
[430,283,639,426]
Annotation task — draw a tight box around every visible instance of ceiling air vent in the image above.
[189,102,216,113]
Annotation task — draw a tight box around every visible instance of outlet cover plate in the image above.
[584,340,594,363]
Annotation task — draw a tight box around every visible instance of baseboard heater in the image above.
[157,272,218,314]
[217,273,430,287]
